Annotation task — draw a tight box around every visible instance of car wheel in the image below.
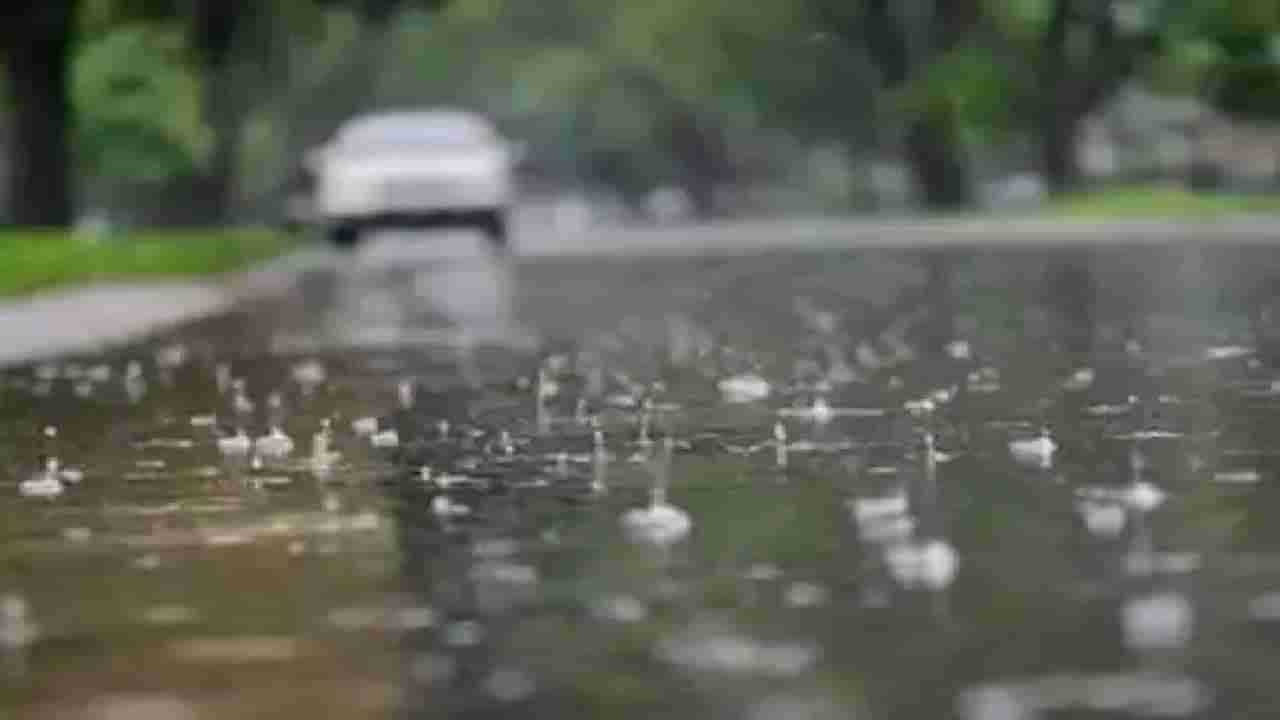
[478,210,509,251]
[330,223,360,249]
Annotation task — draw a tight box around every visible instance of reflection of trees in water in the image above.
[389,466,527,719]
[1041,249,1098,356]
[921,250,957,357]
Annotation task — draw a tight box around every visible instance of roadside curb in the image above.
[540,215,1280,257]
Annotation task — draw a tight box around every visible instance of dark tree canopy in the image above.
[1,1,79,226]
[1,0,455,226]
[316,0,450,26]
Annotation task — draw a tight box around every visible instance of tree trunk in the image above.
[612,63,732,221]
[2,4,76,227]
[670,113,731,220]
[191,1,247,225]
[1038,0,1137,195]
[1043,110,1084,195]
[844,0,974,213]
[903,108,972,210]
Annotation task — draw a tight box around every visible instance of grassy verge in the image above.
[1039,185,1280,220]
[0,228,295,298]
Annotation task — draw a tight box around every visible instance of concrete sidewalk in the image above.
[0,251,317,369]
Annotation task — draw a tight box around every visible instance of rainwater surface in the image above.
[5,237,1280,718]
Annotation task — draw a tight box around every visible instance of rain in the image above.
[4,243,1279,718]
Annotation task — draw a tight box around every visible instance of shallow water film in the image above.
[7,243,1280,718]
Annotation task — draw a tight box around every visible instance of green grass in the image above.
[0,228,295,297]
[1040,185,1280,220]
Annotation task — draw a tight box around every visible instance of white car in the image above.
[298,108,520,249]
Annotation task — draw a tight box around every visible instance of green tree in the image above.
[1194,3,1280,123]
[72,21,207,210]
[806,0,982,210]
[1015,0,1165,192]
[98,0,449,224]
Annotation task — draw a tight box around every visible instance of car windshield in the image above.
[335,112,495,149]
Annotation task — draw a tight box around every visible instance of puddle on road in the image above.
[6,243,1280,717]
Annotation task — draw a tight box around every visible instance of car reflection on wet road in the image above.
[6,229,1280,718]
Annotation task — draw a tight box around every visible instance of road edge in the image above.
[0,249,316,369]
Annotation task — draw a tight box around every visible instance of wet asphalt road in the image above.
[10,226,1280,718]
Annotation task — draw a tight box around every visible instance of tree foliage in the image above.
[9,0,1280,224]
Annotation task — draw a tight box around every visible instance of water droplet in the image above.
[1009,430,1056,470]
[230,379,254,417]
[0,594,38,650]
[851,492,909,525]
[133,554,162,571]
[1213,469,1261,485]
[904,397,936,416]
[472,537,520,560]
[309,420,339,475]
[621,502,692,546]
[328,606,381,631]
[1122,592,1193,651]
[784,582,830,609]
[1205,344,1252,361]
[141,605,202,626]
[655,625,818,677]
[352,417,379,436]
[773,422,789,469]
[85,693,198,720]
[62,527,92,543]
[747,563,784,582]
[171,635,300,664]
[1124,481,1166,513]
[886,540,960,591]
[370,429,400,449]
[1063,367,1096,392]
[217,428,251,456]
[487,667,536,702]
[469,560,539,587]
[443,619,484,647]
[1249,592,1280,621]
[291,359,327,386]
[718,372,772,403]
[590,594,648,623]
[946,339,972,360]
[1078,500,1127,538]
[432,496,471,518]
[20,458,64,499]
[214,363,232,394]
[956,685,1028,720]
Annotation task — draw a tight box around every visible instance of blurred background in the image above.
[5,0,1280,232]
[13,5,1280,719]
